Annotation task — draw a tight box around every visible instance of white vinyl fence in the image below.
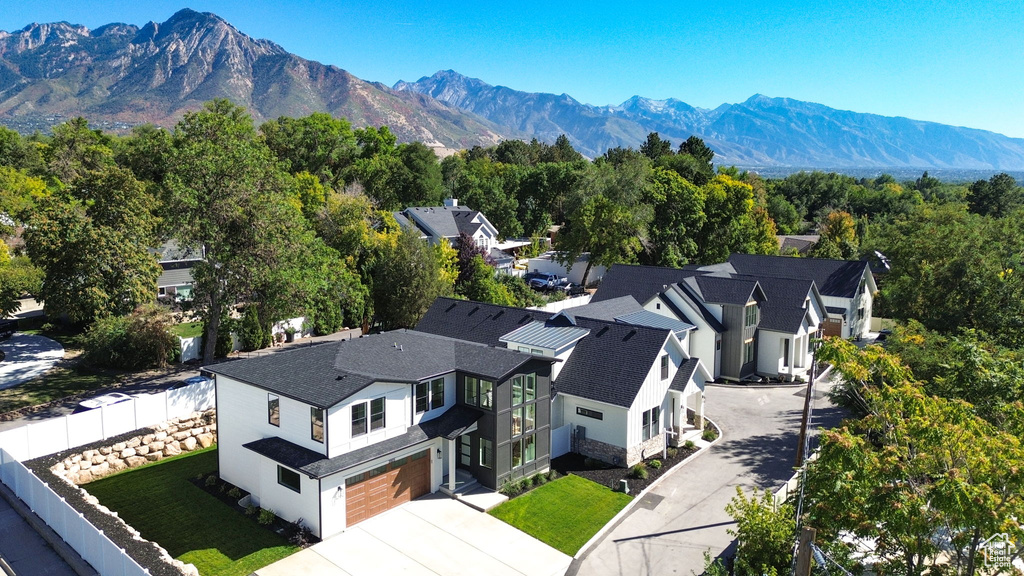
[0,379,215,575]
[551,424,571,458]
[0,447,150,576]
[528,294,592,313]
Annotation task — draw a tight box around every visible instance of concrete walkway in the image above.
[0,333,64,390]
[572,379,845,576]
[257,494,571,576]
[0,485,79,576]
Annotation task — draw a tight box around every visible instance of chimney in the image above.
[443,198,458,208]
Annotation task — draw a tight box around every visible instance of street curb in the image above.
[0,481,98,576]
[570,416,723,563]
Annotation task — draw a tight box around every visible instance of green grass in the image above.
[488,474,632,555]
[85,447,298,576]
[171,322,204,339]
[0,366,118,414]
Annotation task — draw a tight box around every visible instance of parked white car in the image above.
[74,392,132,413]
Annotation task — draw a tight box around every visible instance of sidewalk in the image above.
[0,482,83,576]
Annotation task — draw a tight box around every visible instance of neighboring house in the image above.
[209,330,556,538]
[394,199,500,253]
[777,234,819,255]
[590,258,831,382]
[417,297,711,469]
[726,253,876,339]
[155,240,203,301]
[525,251,608,286]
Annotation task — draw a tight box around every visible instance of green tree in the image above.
[25,166,160,323]
[260,112,357,189]
[0,252,43,317]
[693,174,756,264]
[639,132,673,160]
[42,117,114,183]
[370,228,448,329]
[679,135,715,167]
[642,167,706,267]
[238,305,268,351]
[457,255,516,306]
[82,304,179,369]
[968,173,1023,217]
[811,210,858,259]
[163,99,295,363]
[766,193,801,234]
[114,124,172,185]
[725,487,795,576]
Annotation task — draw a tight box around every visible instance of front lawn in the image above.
[0,365,119,414]
[489,474,632,555]
[85,447,298,576]
[171,322,204,339]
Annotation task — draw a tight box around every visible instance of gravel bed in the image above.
[25,430,193,576]
[552,443,700,494]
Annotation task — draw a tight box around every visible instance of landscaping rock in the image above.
[91,455,106,465]
[182,437,197,451]
[91,462,110,478]
[142,434,154,444]
[120,448,136,459]
[148,441,164,452]
[126,437,142,449]
[83,450,96,460]
[197,433,214,449]
[52,462,65,472]
[172,431,190,441]
[112,443,126,452]
[109,460,127,473]
[154,431,167,441]
[79,460,91,470]
[68,464,80,475]
[136,445,150,456]
[71,454,82,464]
[76,470,93,483]
[163,444,181,457]
[99,446,112,455]
[145,452,163,462]
[107,453,120,464]
[125,456,147,468]
[191,428,204,437]
[178,420,194,429]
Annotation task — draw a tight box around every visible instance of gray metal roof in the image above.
[499,321,590,351]
[566,296,643,321]
[614,310,695,334]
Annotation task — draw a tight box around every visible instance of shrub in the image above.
[684,440,696,450]
[81,304,179,369]
[258,508,276,526]
[649,459,662,470]
[629,463,648,480]
[239,306,267,352]
[212,317,235,358]
[667,446,679,458]
[702,427,718,442]
[532,473,547,486]
[205,474,218,487]
[289,518,314,547]
[227,487,242,499]
[245,503,257,516]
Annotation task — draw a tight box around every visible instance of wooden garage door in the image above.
[345,450,430,526]
[822,318,843,337]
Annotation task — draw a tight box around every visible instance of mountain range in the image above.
[2,9,1023,169]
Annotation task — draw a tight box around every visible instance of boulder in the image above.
[90,462,110,478]
[68,464,81,475]
[71,454,82,464]
[91,455,106,465]
[120,448,136,459]
[76,470,93,483]
[136,445,150,455]
[178,420,195,429]
[125,456,148,468]
[191,428,204,437]
[207,423,217,432]
[79,459,91,470]
[52,462,66,472]
[182,437,197,451]
[148,441,165,452]
[112,443,126,452]
[145,452,163,462]
[197,433,215,449]
[172,431,191,441]
[165,426,179,435]
[154,431,168,441]
[142,434,155,445]
[126,437,142,448]
[109,460,127,473]
[99,446,112,455]
[107,453,120,464]
[83,450,96,460]
[163,444,181,457]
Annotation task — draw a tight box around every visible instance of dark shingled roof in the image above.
[592,264,694,304]
[417,298,680,408]
[396,206,486,239]
[208,344,375,409]
[727,253,869,299]
[668,284,726,333]
[416,298,549,347]
[243,406,483,479]
[670,358,701,392]
[684,275,763,305]
[566,296,643,321]
[209,330,541,408]
[743,275,815,333]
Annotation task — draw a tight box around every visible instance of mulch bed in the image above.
[551,442,701,494]
[25,430,189,576]
[188,474,318,547]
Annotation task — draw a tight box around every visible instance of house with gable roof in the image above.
[394,199,512,268]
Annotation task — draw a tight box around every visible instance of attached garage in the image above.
[822,317,843,337]
[345,450,431,526]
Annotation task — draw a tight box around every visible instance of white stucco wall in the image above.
[256,458,321,536]
[560,395,628,448]
[327,379,441,458]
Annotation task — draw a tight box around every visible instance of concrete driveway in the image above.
[0,333,64,390]
[256,494,571,576]
[572,379,846,576]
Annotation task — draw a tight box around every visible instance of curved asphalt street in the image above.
[0,333,64,390]
[572,379,845,576]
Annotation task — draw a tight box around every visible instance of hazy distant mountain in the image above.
[396,71,1024,169]
[0,10,515,148]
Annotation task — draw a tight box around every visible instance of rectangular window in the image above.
[512,407,523,436]
[460,435,471,466]
[642,407,660,441]
[525,373,536,402]
[518,346,530,353]
[415,382,428,414]
[511,439,522,468]
[268,394,280,427]
[531,349,543,355]
[744,339,755,364]
[431,378,445,410]
[524,404,535,432]
[464,376,478,406]
[512,376,523,405]
[480,380,493,409]
[345,472,365,487]
[576,406,603,420]
[783,338,790,368]
[479,438,493,469]
[277,465,301,493]
[370,397,385,431]
[745,303,758,327]
[311,407,324,443]
[660,355,670,379]
[351,403,366,437]
[524,434,535,463]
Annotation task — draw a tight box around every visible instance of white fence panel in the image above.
[180,336,203,362]
[66,409,105,448]
[0,426,28,461]
[28,418,69,459]
[551,424,571,458]
[528,294,592,314]
[133,392,168,427]
[167,380,214,418]
[101,402,137,439]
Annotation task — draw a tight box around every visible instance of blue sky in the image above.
[3,0,1023,137]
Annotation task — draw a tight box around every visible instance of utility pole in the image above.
[795,339,819,468]
[794,526,817,576]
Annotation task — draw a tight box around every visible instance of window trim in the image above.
[430,377,445,411]
[268,394,280,427]
[311,406,324,443]
[479,437,493,469]
[370,397,385,432]
[660,355,669,379]
[464,376,478,406]
[351,402,367,438]
[277,465,301,493]
[642,406,660,441]
[744,303,758,327]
